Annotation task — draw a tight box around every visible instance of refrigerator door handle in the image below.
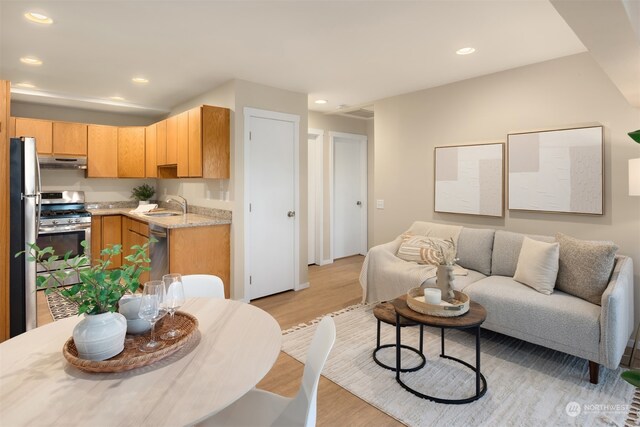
[35,153,42,233]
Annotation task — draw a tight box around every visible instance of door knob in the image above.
[356,201,362,206]
[287,211,296,218]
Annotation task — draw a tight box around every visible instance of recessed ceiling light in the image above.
[20,56,43,66]
[132,77,149,84]
[109,96,126,101]
[456,47,476,55]
[24,12,53,24]
[314,99,328,105]
[14,82,36,88]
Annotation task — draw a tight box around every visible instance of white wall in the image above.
[157,79,308,300]
[373,52,640,316]
[308,111,373,261]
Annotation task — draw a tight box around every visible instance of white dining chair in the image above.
[181,274,225,299]
[196,316,337,427]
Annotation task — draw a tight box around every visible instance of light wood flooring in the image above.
[35,255,639,426]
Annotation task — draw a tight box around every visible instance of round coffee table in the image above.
[392,294,488,404]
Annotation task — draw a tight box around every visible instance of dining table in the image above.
[0,298,282,426]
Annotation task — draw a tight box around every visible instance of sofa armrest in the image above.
[599,255,634,369]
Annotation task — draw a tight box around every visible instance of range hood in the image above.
[38,155,87,170]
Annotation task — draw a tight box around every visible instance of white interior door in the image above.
[246,109,299,300]
[332,134,367,259]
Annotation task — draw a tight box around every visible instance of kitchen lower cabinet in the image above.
[122,217,150,285]
[169,224,230,298]
[90,215,122,268]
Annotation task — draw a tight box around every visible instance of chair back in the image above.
[181,274,225,299]
[280,316,336,427]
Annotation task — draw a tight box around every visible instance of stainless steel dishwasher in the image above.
[149,224,169,280]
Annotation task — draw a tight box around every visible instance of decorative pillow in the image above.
[513,237,560,295]
[396,234,449,265]
[555,233,618,305]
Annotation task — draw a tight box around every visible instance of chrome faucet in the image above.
[166,195,188,215]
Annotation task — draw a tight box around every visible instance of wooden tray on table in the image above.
[63,311,199,373]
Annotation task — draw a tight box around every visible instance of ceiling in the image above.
[1,1,588,117]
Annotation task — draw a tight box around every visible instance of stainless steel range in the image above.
[36,191,92,287]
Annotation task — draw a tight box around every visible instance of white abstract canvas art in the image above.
[434,143,504,217]
[508,126,603,215]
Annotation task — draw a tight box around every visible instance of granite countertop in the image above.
[88,207,232,229]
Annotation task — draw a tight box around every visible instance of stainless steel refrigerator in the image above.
[9,137,41,336]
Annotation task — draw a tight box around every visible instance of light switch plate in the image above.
[376,199,384,209]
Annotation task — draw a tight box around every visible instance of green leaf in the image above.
[622,370,640,387]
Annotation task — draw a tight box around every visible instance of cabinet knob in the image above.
[287,211,295,218]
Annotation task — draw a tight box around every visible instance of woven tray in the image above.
[63,311,199,373]
[407,287,470,317]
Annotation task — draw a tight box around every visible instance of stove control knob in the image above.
[52,220,59,225]
[75,219,80,223]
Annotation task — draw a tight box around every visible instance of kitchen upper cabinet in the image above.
[177,110,189,177]
[200,105,230,179]
[166,115,178,165]
[15,118,53,154]
[87,125,118,178]
[53,122,88,155]
[91,215,122,269]
[145,123,157,178]
[117,127,146,178]
[156,120,167,166]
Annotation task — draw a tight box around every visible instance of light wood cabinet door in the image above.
[87,125,118,178]
[15,118,53,155]
[156,120,167,166]
[177,110,189,177]
[90,216,102,266]
[117,127,146,178]
[169,225,230,298]
[166,115,177,165]
[188,107,202,177]
[53,122,87,155]
[145,123,157,178]
[202,105,230,179]
[102,215,123,269]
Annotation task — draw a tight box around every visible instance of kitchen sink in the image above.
[144,212,181,217]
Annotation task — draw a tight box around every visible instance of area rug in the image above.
[282,304,635,427]
[46,292,78,320]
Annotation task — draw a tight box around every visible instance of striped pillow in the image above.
[396,234,446,265]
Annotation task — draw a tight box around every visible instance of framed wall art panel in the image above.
[508,126,603,215]
[434,142,504,217]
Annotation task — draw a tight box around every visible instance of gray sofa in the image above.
[362,221,635,384]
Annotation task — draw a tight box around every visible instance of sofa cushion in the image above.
[555,233,618,305]
[456,227,495,275]
[513,237,560,295]
[491,230,555,276]
[396,234,447,265]
[422,269,486,292]
[464,276,600,355]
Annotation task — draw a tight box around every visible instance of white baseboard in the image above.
[295,282,309,291]
[319,259,334,266]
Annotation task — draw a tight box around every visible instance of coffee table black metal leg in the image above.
[376,319,381,348]
[441,327,445,356]
[476,325,481,397]
[419,325,424,353]
[396,313,401,380]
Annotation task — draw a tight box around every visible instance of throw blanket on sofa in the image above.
[360,223,464,303]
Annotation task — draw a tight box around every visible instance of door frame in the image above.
[329,131,368,262]
[308,128,324,265]
[243,107,301,300]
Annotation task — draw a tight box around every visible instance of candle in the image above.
[423,288,441,305]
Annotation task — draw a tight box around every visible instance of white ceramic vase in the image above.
[118,294,152,335]
[72,312,127,361]
[138,200,150,206]
[436,264,456,302]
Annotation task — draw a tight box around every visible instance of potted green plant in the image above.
[131,184,155,206]
[19,239,155,360]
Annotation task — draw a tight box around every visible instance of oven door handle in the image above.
[39,225,91,234]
